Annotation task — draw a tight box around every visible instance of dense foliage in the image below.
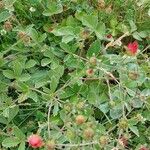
[0,0,150,149]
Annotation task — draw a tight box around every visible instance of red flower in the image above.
[140,146,149,150]
[28,134,44,148]
[127,41,138,55]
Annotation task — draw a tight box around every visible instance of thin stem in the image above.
[81,77,103,81]
[97,67,120,85]
[30,88,48,96]
[141,45,150,53]
[56,141,98,147]
[48,102,52,138]
[101,32,129,53]
[104,113,112,124]
[106,79,113,101]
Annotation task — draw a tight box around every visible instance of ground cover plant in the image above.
[0,0,150,149]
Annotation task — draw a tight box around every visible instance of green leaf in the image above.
[51,26,76,43]
[35,78,49,88]
[53,65,64,78]
[99,103,109,114]
[64,54,83,69]
[39,33,47,42]
[2,137,20,148]
[62,35,75,43]
[41,58,51,66]
[129,20,137,32]
[2,108,9,118]
[51,76,59,92]
[25,59,37,69]
[0,11,11,23]
[44,49,55,59]
[133,32,142,41]
[30,28,39,42]
[66,15,79,27]
[3,70,14,79]
[30,28,47,43]
[52,26,75,36]
[16,82,29,93]
[87,40,101,57]
[18,141,25,150]
[33,70,48,80]
[0,115,8,124]
[59,87,75,99]
[126,88,136,96]
[95,23,106,40]
[60,42,77,53]
[28,91,39,102]
[110,18,118,28]
[53,102,59,116]
[141,89,150,96]
[50,65,64,92]
[138,31,148,38]
[13,126,25,140]
[132,98,143,108]
[8,106,19,122]
[87,91,98,105]
[82,14,98,30]
[143,110,150,121]
[97,124,106,135]
[128,118,138,126]
[18,73,31,82]
[129,126,139,137]
[43,2,63,16]
[110,108,123,119]
[12,61,23,76]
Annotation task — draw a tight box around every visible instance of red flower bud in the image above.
[118,136,128,147]
[28,134,44,148]
[86,69,94,76]
[127,41,138,55]
[107,34,112,39]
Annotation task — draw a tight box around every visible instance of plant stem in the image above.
[56,141,98,147]
[48,102,52,139]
